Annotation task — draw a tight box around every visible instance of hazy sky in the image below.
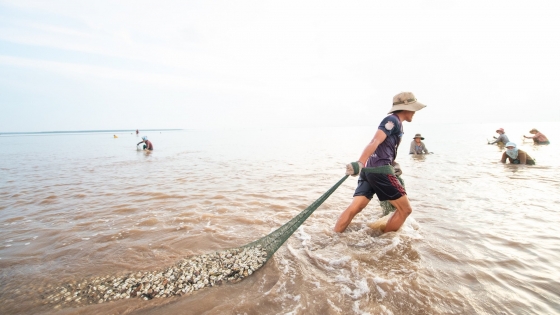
[1,0,559,132]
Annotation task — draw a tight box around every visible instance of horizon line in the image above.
[0,128,183,135]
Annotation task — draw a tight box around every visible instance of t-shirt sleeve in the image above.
[378,115,400,137]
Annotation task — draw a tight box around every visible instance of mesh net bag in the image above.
[242,175,349,262]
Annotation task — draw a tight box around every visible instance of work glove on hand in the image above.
[345,161,363,176]
[392,161,403,176]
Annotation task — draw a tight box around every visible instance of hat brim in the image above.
[388,101,427,114]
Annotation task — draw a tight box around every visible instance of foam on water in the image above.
[294,226,311,246]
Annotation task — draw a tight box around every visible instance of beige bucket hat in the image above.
[388,92,427,114]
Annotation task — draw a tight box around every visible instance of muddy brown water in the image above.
[1,123,559,314]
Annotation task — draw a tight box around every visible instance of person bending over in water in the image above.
[137,136,154,151]
[409,133,430,154]
[524,128,550,145]
[501,142,535,165]
[488,128,509,145]
[334,92,427,234]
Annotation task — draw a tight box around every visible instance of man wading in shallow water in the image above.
[334,92,427,233]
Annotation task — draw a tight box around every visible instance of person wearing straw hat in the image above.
[488,128,509,145]
[523,128,550,145]
[335,92,426,234]
[501,142,535,165]
[409,133,430,154]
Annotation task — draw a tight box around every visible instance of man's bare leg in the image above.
[334,196,370,233]
[384,195,413,233]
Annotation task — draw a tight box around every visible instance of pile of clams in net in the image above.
[42,245,268,308]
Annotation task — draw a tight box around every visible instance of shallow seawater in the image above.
[1,122,559,315]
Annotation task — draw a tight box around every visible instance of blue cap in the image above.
[505,142,516,148]
[142,136,147,141]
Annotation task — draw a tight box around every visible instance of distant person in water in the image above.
[136,129,139,135]
[409,133,430,154]
[488,128,509,145]
[137,136,153,151]
[524,128,550,145]
[501,142,535,165]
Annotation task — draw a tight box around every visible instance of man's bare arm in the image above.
[358,129,388,165]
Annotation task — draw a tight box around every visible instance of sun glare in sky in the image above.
[1,0,559,132]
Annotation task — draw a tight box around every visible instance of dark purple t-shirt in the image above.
[365,114,403,167]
